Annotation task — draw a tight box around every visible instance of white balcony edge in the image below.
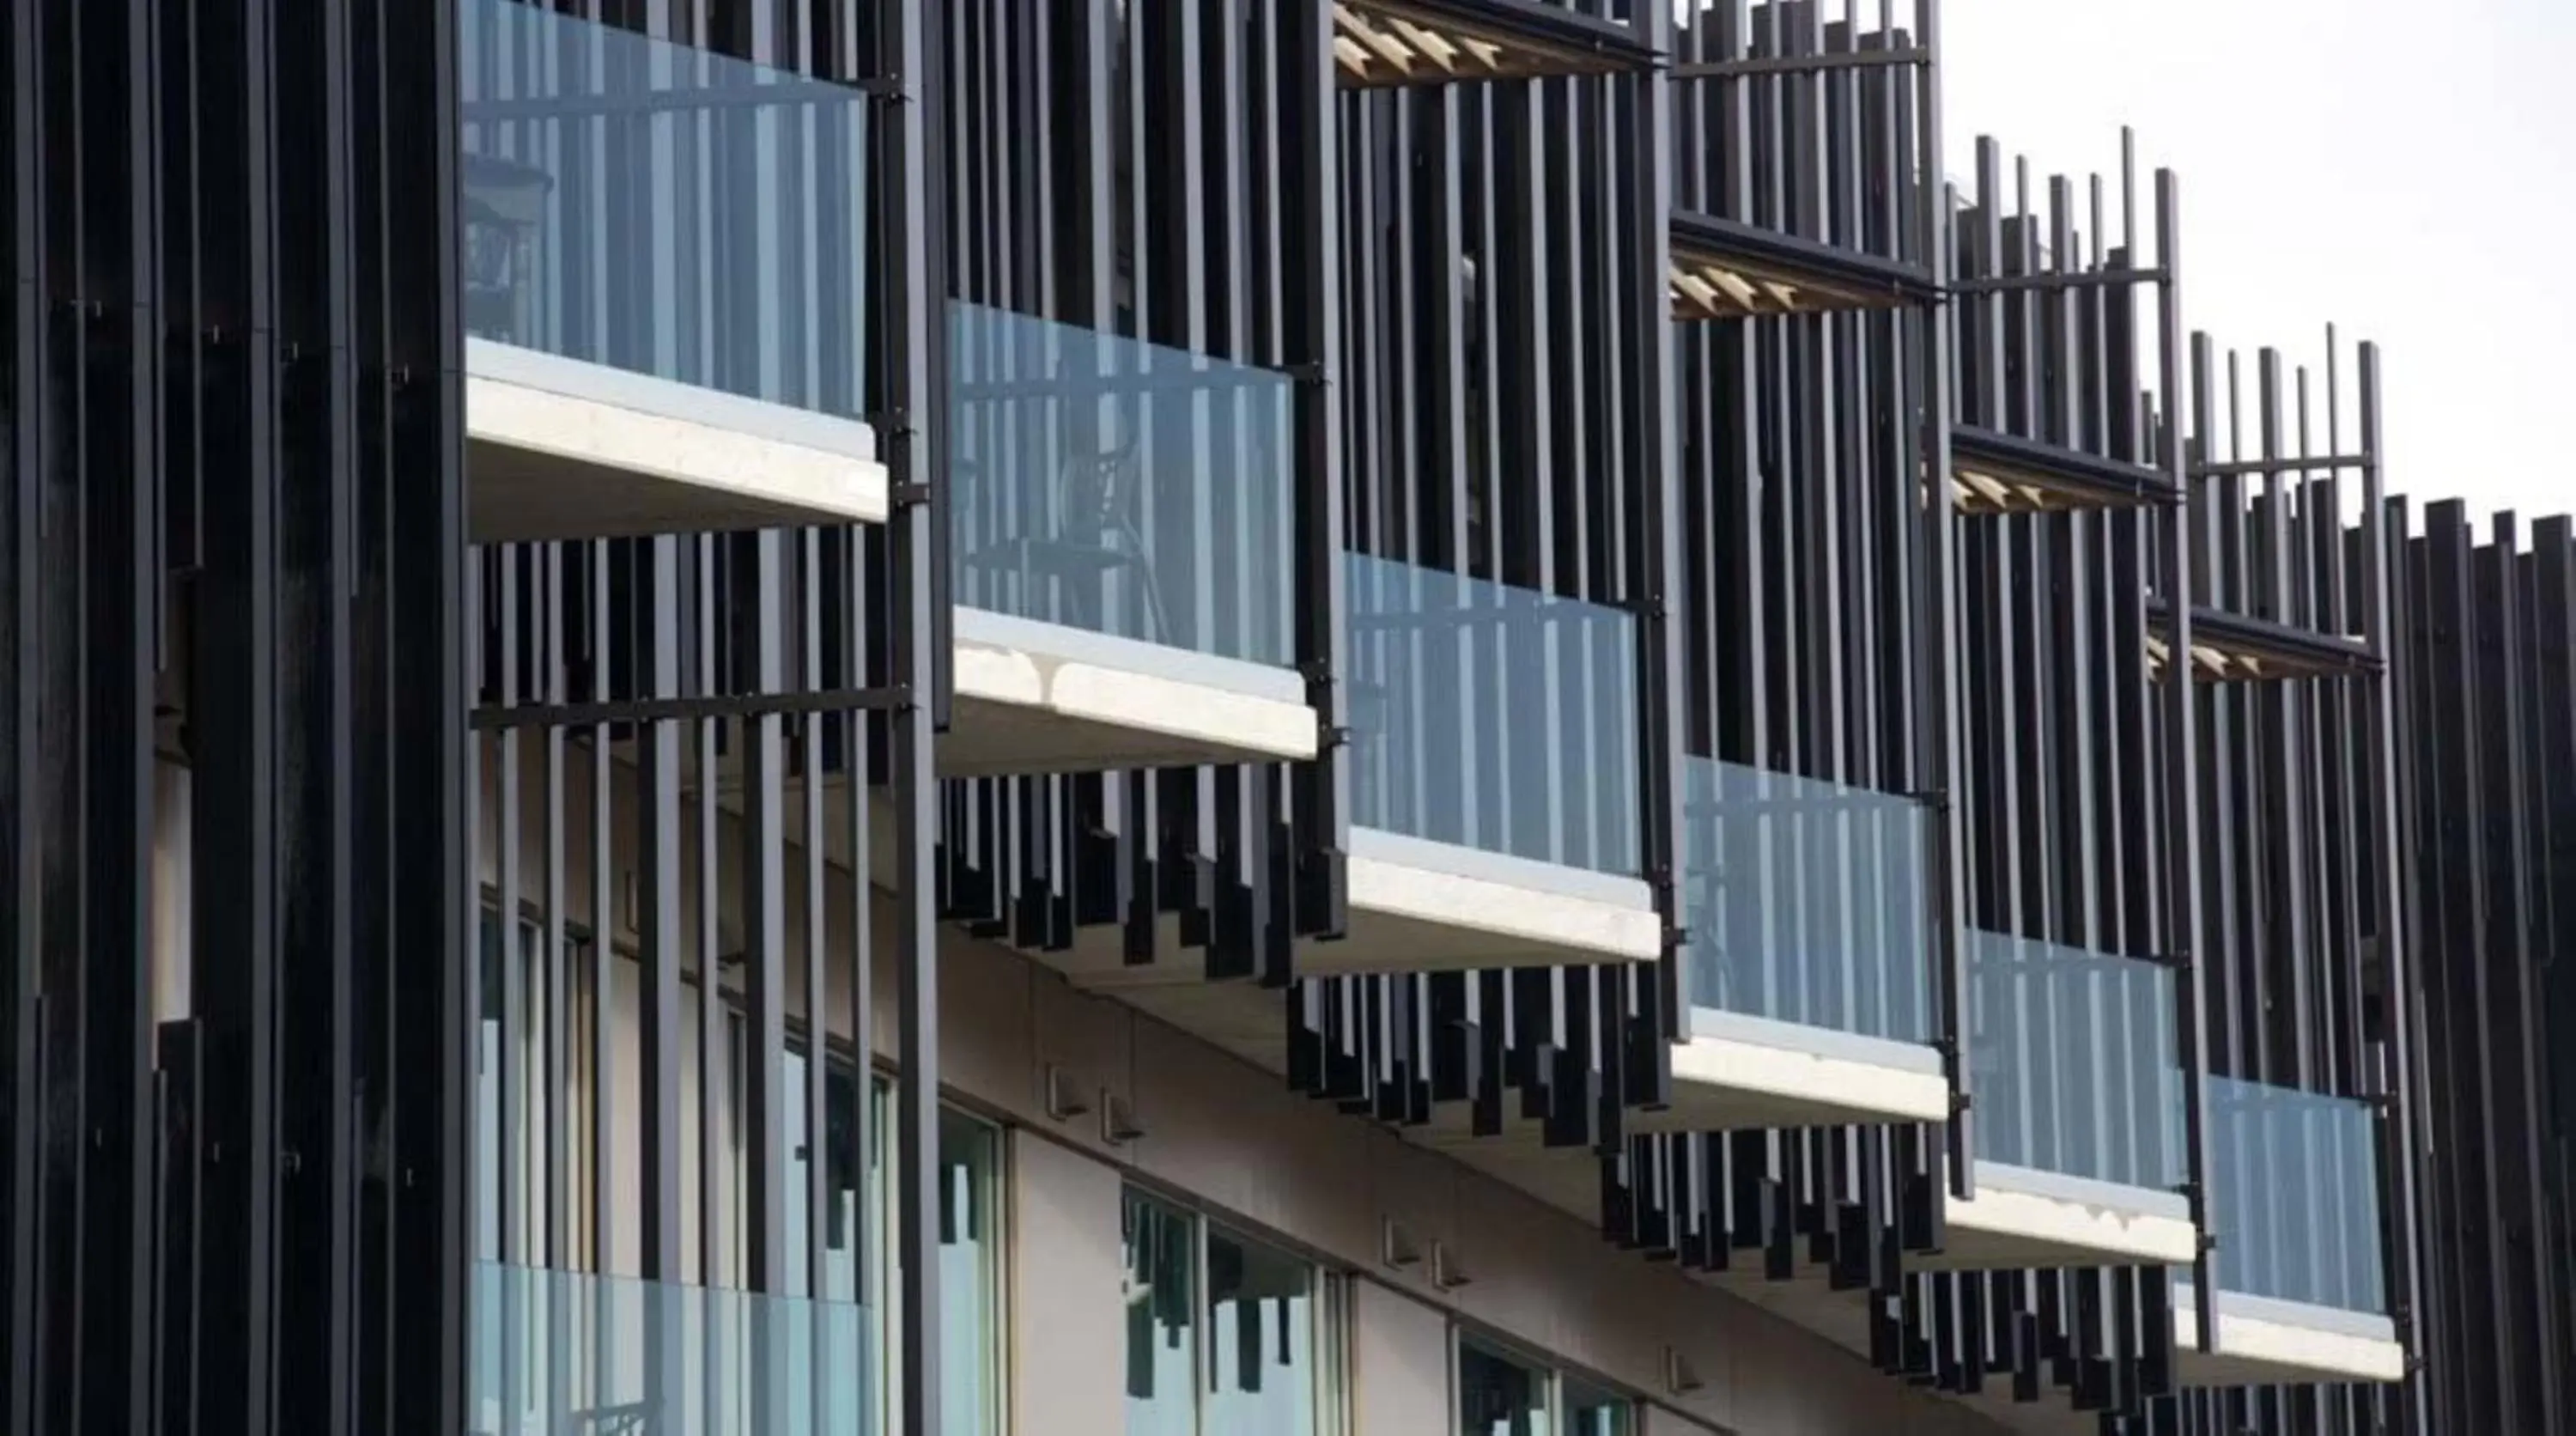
[2174,1286,2405,1385]
[1652,1012,1951,1130]
[949,607,1315,774]
[1341,830,1662,969]
[466,338,888,541]
[1936,1161,2200,1269]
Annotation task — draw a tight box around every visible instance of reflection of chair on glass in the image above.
[462,152,554,344]
[957,401,1176,646]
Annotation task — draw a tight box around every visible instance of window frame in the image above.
[1119,1183,1352,1436]
[1450,1323,1636,1436]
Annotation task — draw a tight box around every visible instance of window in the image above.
[796,1058,1003,1436]
[471,905,1005,1436]
[1456,1334,1632,1436]
[1123,1188,1347,1436]
[1457,1340,1550,1436]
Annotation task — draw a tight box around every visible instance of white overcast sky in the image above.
[1939,0,2575,526]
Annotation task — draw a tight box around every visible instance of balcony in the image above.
[459,0,889,543]
[947,302,1319,776]
[1924,934,2199,1272]
[1066,556,1660,1018]
[1637,759,1951,1136]
[2174,1079,2403,1385]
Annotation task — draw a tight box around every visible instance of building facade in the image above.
[3,0,2552,1433]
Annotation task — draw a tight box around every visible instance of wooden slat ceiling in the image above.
[1334,0,1629,88]
[2144,629,2375,685]
[1667,251,1920,320]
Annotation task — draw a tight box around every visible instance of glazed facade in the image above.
[7,2,2539,1434]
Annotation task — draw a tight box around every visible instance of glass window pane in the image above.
[1124,1192,1199,1436]
[940,1108,1004,1434]
[1457,1339,1551,1436]
[1203,1226,1318,1436]
[951,301,1297,667]
[872,1084,1005,1436]
[1560,1378,1630,1436]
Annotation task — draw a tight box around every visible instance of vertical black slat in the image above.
[799,534,829,1314]
[586,541,613,1286]
[633,539,684,1436]
[189,1,288,1432]
[0,0,37,1406]
[26,2,83,1429]
[2150,171,2218,1349]
[1911,0,1970,1198]
[64,0,161,1427]
[695,545,721,1293]
[2421,502,2494,1431]
[2186,337,2240,1078]
[2251,350,2315,1090]
[2357,350,2428,1434]
[886,0,946,1426]
[840,533,872,1379]
[345,0,399,1421]
[1627,3,1681,1082]
[742,531,788,1305]
[2476,513,2552,1425]
[738,545,789,1436]
[540,555,569,1434]
[1286,0,1345,949]
[156,1020,204,1436]
[496,560,524,1324]
[383,0,466,1427]
[274,0,361,1420]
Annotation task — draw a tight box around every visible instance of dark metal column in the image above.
[885,0,950,1428]
[2154,170,2220,1349]
[1626,0,1684,1107]
[2356,345,2427,1433]
[1912,0,1972,1200]
[1287,0,1351,951]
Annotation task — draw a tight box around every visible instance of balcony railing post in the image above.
[884,0,949,1428]
[2357,343,2428,1431]
[1913,0,1973,1203]
[1286,0,1349,948]
[2158,167,2221,1353]
[1628,0,1684,1104]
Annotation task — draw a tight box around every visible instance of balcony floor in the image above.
[1917,1163,2200,1272]
[2172,1287,2406,1386]
[947,608,1317,776]
[467,339,889,542]
[1632,1009,1950,1134]
[1060,825,1660,995]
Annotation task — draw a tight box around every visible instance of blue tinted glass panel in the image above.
[459,0,871,418]
[2207,1077,2387,1312]
[1345,554,1640,873]
[1680,757,1929,1042]
[1968,932,2183,1189]
[951,302,1295,667]
[471,1263,872,1435]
